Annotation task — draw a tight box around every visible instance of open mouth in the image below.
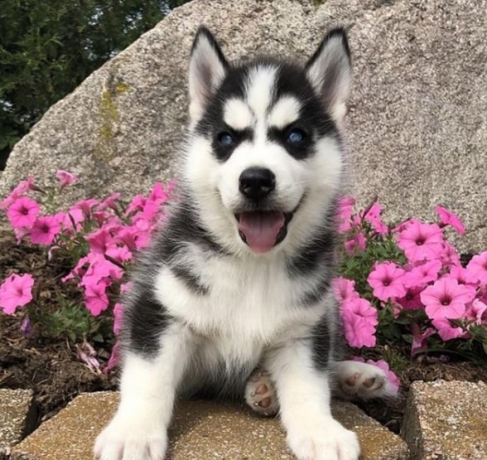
[235,211,294,253]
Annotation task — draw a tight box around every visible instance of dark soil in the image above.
[0,227,117,424]
[0,227,486,433]
[0,315,116,423]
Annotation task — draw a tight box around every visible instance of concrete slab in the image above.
[11,392,408,460]
[402,380,487,460]
[0,389,36,460]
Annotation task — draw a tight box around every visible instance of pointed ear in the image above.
[189,26,229,121]
[305,28,352,125]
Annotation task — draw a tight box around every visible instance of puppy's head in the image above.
[184,27,351,255]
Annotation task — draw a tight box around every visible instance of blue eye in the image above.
[287,129,305,144]
[218,132,234,146]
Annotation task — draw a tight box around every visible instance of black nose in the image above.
[239,167,276,200]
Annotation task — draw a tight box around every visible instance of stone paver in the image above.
[0,389,36,460]
[402,380,487,460]
[11,391,409,460]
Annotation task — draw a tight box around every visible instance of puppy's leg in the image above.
[94,324,193,460]
[266,341,360,460]
[331,360,397,400]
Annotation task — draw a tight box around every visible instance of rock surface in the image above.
[0,389,36,460]
[11,391,409,460]
[1,0,486,251]
[402,380,487,460]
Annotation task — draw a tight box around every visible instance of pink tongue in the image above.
[239,211,285,253]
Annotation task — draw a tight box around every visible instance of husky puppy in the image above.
[95,27,393,460]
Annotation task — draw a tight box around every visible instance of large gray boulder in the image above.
[1,0,486,252]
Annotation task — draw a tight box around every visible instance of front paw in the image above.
[286,417,360,460]
[94,413,167,460]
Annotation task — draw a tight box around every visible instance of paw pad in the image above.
[245,370,279,416]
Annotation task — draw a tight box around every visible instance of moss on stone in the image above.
[93,78,131,161]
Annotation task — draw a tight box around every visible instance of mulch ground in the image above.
[0,227,486,433]
[0,227,117,424]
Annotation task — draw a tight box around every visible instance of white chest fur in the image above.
[154,246,323,365]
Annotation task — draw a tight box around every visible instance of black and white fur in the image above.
[95,27,394,460]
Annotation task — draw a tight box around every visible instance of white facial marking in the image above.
[246,66,277,119]
[268,96,302,129]
[223,98,254,131]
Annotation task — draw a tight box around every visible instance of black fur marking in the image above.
[213,127,253,162]
[171,265,209,295]
[287,200,337,277]
[122,280,170,359]
[287,226,335,277]
[268,62,338,160]
[310,312,332,371]
[154,197,227,262]
[300,275,332,307]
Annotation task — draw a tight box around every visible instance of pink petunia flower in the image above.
[105,246,132,264]
[394,286,423,310]
[435,205,465,235]
[411,324,435,356]
[148,182,171,206]
[439,242,461,268]
[367,262,406,301]
[84,282,110,316]
[0,176,36,210]
[30,216,60,245]
[7,197,40,229]
[142,200,161,223]
[125,194,146,216]
[432,316,467,341]
[341,297,378,348]
[397,220,444,263]
[343,314,377,348]
[113,303,124,336]
[466,299,487,325]
[342,297,379,326]
[120,282,133,294]
[0,274,35,314]
[333,277,360,304]
[337,197,356,234]
[62,255,91,283]
[421,278,475,321]
[344,233,366,255]
[114,226,150,251]
[71,199,99,218]
[403,260,442,288]
[55,209,85,233]
[446,265,477,287]
[104,341,121,373]
[99,192,121,211]
[14,227,30,244]
[466,251,487,285]
[363,203,388,235]
[392,219,412,234]
[55,170,78,188]
[80,253,124,289]
[85,228,114,254]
